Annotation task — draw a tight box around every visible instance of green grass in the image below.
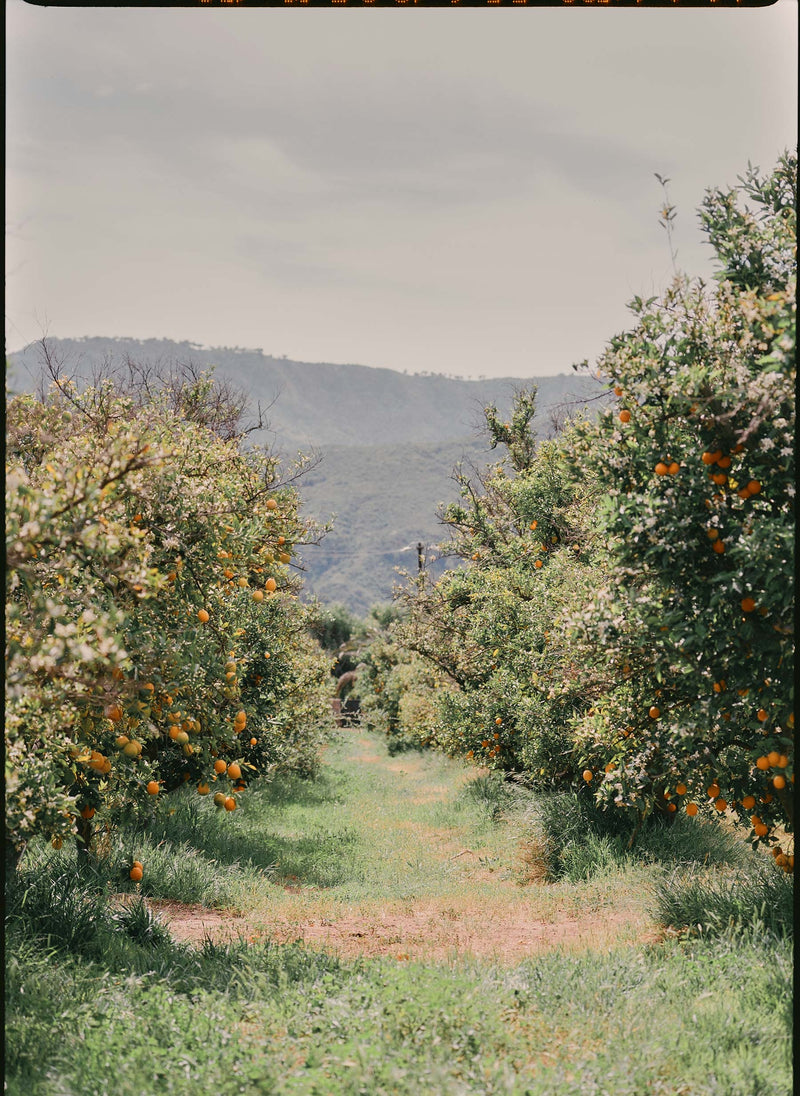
[654,860,794,939]
[6,731,793,1095]
[5,921,792,1096]
[530,788,755,883]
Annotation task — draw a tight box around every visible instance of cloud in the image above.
[5,0,797,375]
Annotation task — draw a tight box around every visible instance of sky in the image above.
[5,1,797,380]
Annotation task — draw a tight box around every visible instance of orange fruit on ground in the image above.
[619,410,631,423]
[146,781,160,795]
[224,796,237,812]
[648,706,660,720]
[741,597,756,613]
[686,803,698,816]
[772,775,786,790]
[213,759,227,774]
[129,865,143,882]
[655,462,668,476]
[197,783,210,795]
[197,609,210,623]
[582,770,593,783]
[227,762,242,780]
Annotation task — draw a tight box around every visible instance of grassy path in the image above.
[8,730,793,1096]
[156,730,654,960]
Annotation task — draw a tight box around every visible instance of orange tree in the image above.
[565,152,795,849]
[5,366,332,867]
[388,389,605,778]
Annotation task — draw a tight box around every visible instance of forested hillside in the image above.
[6,337,602,451]
[7,338,605,610]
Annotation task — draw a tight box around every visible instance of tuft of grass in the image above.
[459,771,532,821]
[530,790,753,882]
[653,858,795,939]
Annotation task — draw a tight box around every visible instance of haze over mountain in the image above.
[7,337,605,613]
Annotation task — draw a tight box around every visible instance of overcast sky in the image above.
[5,1,797,379]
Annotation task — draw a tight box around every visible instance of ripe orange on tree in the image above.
[619,409,631,423]
[213,759,227,774]
[130,865,143,882]
[227,762,242,780]
[224,796,237,812]
[197,609,210,623]
[146,781,160,795]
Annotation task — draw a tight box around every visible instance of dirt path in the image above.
[147,733,656,962]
